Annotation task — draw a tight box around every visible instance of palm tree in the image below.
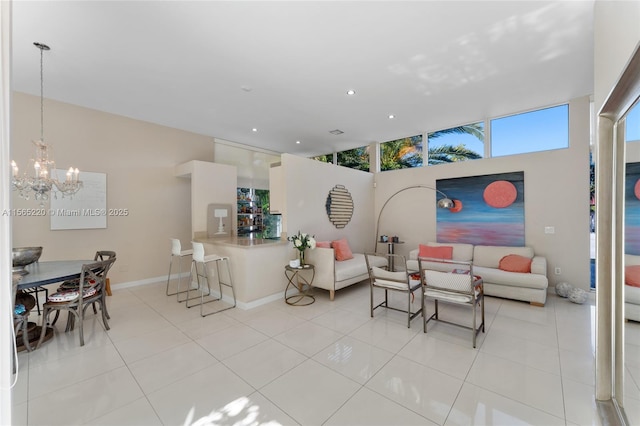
[381,123,484,170]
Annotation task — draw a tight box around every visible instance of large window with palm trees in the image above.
[380,135,423,171]
[427,122,484,164]
[337,146,369,171]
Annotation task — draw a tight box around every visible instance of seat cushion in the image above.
[335,253,385,282]
[474,266,547,289]
[626,285,640,304]
[48,287,97,302]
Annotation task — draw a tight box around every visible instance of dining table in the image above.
[17,260,93,291]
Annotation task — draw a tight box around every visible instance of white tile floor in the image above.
[11,279,640,426]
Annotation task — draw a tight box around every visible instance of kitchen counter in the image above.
[195,236,293,307]
[194,236,287,248]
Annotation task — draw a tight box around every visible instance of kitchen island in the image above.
[194,235,293,308]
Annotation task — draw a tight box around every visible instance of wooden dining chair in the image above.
[55,251,116,323]
[38,258,115,347]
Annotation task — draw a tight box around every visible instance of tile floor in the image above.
[10,279,640,425]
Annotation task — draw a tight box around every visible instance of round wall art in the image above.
[483,180,517,208]
[326,184,354,229]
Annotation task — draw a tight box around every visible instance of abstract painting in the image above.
[626,162,640,255]
[436,171,525,246]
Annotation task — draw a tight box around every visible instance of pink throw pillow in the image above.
[498,254,532,273]
[625,265,640,287]
[316,241,331,249]
[332,238,354,261]
[418,244,453,260]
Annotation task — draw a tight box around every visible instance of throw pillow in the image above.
[498,254,532,273]
[315,241,331,249]
[625,265,640,287]
[332,238,354,261]
[418,244,453,260]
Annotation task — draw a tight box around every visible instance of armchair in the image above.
[365,253,422,328]
[419,258,485,348]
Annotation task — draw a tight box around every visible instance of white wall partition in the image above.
[279,153,375,254]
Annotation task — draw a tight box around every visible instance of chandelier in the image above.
[11,42,82,205]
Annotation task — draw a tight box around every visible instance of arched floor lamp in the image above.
[374,185,454,250]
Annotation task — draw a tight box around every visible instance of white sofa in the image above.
[625,254,640,322]
[305,247,387,300]
[409,242,549,306]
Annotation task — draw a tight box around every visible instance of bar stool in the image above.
[187,242,236,316]
[166,238,193,301]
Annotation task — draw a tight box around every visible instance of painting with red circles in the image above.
[626,163,640,255]
[436,171,525,246]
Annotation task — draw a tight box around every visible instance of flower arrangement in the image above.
[288,231,316,265]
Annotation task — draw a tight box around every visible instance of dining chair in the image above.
[38,258,115,347]
[187,241,236,316]
[166,238,193,300]
[365,252,422,328]
[56,251,116,322]
[418,257,485,348]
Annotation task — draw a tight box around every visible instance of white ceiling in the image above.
[11,1,594,157]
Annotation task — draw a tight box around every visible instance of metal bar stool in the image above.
[186,242,236,316]
[166,238,193,301]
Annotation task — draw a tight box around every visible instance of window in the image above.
[380,135,423,171]
[427,122,484,164]
[337,146,369,171]
[312,155,332,163]
[626,100,640,142]
[491,104,569,157]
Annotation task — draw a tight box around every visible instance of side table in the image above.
[284,264,315,306]
[377,240,404,271]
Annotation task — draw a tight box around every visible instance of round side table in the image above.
[284,264,315,306]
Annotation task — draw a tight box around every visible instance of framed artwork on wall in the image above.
[436,171,525,246]
[626,162,640,255]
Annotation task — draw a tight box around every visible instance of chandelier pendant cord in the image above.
[34,42,49,142]
[39,43,44,141]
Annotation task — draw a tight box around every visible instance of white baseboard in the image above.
[110,272,283,310]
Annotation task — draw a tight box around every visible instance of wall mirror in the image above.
[596,42,640,424]
[325,185,354,229]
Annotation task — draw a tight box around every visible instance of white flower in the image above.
[287,231,316,252]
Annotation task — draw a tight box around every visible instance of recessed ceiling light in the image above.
[296,140,301,144]
[252,128,258,132]
[347,89,355,95]
[388,114,395,119]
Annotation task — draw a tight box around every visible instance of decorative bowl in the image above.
[12,247,43,275]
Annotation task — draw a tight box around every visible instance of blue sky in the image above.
[427,104,569,158]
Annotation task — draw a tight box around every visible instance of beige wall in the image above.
[11,92,215,285]
[375,97,592,290]
[280,153,375,254]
